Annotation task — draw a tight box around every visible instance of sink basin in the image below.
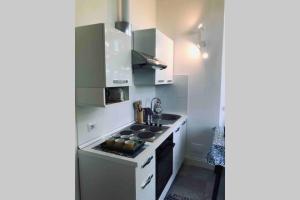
[160,113,181,121]
[152,113,181,125]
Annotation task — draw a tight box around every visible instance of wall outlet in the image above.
[87,123,96,132]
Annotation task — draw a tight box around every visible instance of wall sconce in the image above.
[196,23,209,59]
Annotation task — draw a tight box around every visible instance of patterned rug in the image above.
[165,193,195,200]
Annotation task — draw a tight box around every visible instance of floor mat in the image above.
[165,193,196,200]
[165,164,224,200]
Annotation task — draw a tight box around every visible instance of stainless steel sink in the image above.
[152,113,181,125]
[160,113,181,121]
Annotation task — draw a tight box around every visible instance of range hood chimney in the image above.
[115,0,131,36]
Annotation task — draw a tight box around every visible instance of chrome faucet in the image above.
[151,97,162,115]
[150,97,163,125]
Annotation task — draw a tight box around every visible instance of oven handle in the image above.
[141,174,154,189]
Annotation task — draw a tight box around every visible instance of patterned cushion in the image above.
[206,126,225,167]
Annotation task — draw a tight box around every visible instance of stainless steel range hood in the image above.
[115,0,166,70]
[132,50,167,70]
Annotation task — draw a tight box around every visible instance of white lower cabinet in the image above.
[173,120,187,175]
[179,120,187,166]
[173,126,181,175]
[135,154,156,200]
[78,119,187,200]
[78,150,155,200]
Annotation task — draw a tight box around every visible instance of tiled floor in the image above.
[165,164,225,200]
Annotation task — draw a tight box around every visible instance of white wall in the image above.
[75,0,117,27]
[129,0,156,30]
[76,86,155,146]
[219,17,225,127]
[76,0,156,29]
[157,0,225,164]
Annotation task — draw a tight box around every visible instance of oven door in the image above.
[156,133,174,199]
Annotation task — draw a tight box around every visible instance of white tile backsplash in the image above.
[156,75,188,114]
[76,75,188,146]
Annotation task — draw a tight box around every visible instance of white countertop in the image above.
[78,113,187,167]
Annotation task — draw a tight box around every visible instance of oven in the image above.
[155,133,175,199]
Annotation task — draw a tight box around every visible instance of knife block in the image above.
[136,109,144,124]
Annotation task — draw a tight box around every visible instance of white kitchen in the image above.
[3,0,298,200]
[75,0,225,200]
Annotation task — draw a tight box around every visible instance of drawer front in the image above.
[136,153,156,200]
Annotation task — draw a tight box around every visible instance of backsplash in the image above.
[76,76,188,146]
[156,75,188,114]
[76,86,155,146]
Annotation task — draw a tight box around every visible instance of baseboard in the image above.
[184,156,214,171]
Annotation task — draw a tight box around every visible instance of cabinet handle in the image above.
[141,156,153,168]
[158,80,165,83]
[167,80,172,83]
[141,174,154,189]
[175,127,180,133]
[181,120,186,126]
[113,80,128,84]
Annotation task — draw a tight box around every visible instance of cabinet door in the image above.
[75,24,106,88]
[105,27,132,87]
[155,30,174,85]
[173,125,182,175]
[136,153,156,200]
[164,35,174,84]
[179,120,187,165]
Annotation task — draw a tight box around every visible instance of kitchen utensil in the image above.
[134,100,144,124]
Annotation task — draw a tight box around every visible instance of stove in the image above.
[120,123,169,142]
[119,130,134,135]
[92,123,169,158]
[137,131,155,140]
[130,124,147,131]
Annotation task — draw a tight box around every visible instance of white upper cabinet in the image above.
[76,23,132,88]
[105,27,133,87]
[155,30,174,84]
[75,23,132,106]
[133,28,174,85]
